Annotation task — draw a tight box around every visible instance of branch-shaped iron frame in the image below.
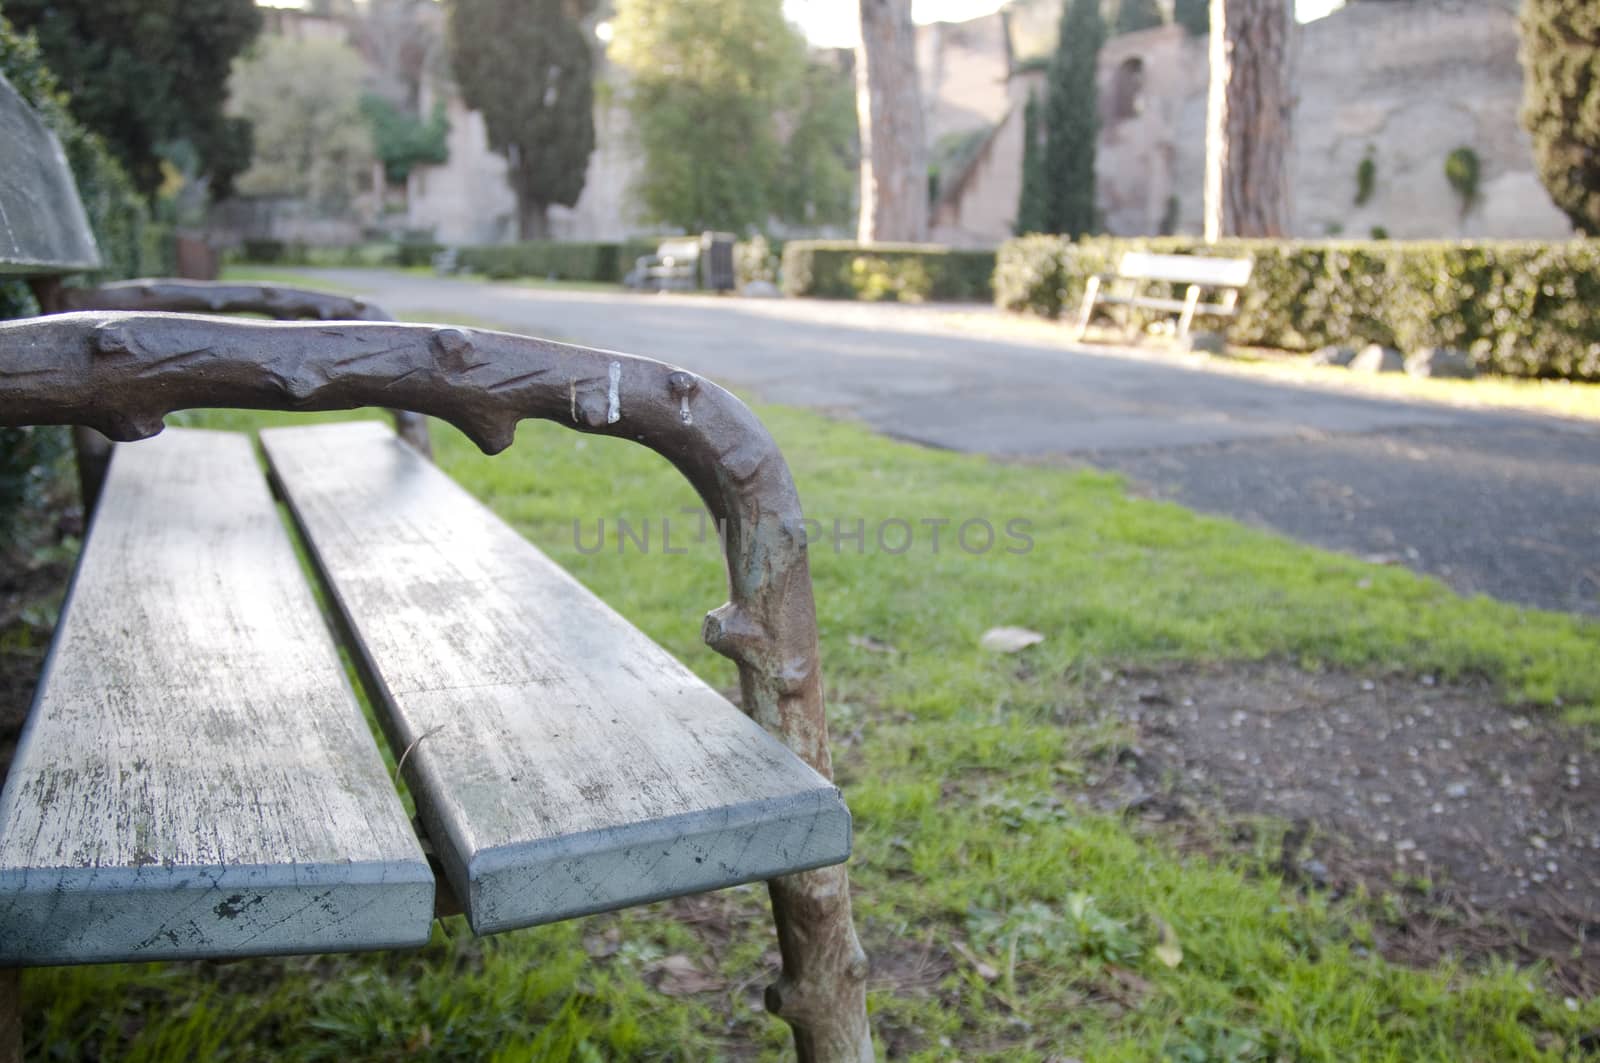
[0,311,872,1062]
[58,280,432,456]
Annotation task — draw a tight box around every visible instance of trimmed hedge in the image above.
[995,235,1600,381]
[456,240,658,284]
[781,241,996,302]
[234,240,443,269]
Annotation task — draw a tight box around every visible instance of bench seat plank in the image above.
[261,421,851,936]
[0,429,435,965]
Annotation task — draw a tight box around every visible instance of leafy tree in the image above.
[446,0,596,239]
[361,95,450,186]
[1015,90,1047,235]
[771,57,859,230]
[1114,0,1166,35]
[1174,0,1210,34]
[0,0,261,200]
[1519,0,1600,234]
[228,36,375,214]
[1042,0,1104,238]
[611,0,823,232]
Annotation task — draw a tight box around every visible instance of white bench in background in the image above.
[1073,251,1254,341]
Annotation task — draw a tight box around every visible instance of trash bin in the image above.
[700,232,736,292]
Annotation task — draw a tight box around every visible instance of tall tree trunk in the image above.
[1203,0,1294,240]
[856,0,927,244]
[517,195,551,241]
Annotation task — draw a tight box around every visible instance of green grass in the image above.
[23,402,1600,1060]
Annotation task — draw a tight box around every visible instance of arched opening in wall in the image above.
[1112,57,1145,122]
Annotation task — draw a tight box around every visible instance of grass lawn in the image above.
[20,399,1600,1061]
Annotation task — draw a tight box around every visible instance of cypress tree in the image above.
[1518,0,1600,234]
[1015,90,1048,234]
[446,0,596,239]
[1042,0,1105,238]
[1114,0,1165,36]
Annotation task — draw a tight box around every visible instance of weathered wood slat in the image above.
[261,421,851,935]
[0,429,435,965]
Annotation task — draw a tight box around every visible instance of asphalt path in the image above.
[307,269,1600,616]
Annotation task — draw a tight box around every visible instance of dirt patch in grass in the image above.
[1095,661,1600,993]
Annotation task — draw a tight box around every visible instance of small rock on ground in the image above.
[1405,346,1477,379]
[979,626,1045,653]
[1310,344,1358,367]
[1350,344,1405,373]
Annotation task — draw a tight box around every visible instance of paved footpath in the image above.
[309,269,1600,616]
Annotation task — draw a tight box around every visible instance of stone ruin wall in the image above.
[934,0,1573,246]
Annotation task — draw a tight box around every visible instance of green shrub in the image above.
[733,234,780,288]
[455,240,655,284]
[239,238,288,263]
[994,234,1600,380]
[1354,153,1376,207]
[1445,147,1480,213]
[393,239,444,269]
[780,241,995,302]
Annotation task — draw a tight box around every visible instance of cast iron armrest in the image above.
[0,310,872,1062]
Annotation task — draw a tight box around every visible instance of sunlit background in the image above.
[258,0,1348,46]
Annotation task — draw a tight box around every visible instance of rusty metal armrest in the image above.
[54,279,433,460]
[0,311,872,1063]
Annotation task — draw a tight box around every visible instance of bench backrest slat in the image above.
[0,72,101,276]
[656,238,701,262]
[1117,251,1253,287]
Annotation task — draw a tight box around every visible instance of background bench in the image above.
[626,232,736,293]
[0,70,871,1063]
[1073,251,1254,342]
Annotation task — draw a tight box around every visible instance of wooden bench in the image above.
[1072,251,1254,342]
[0,72,870,1061]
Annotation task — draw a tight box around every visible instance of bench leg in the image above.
[73,425,113,517]
[0,969,20,1063]
[766,866,872,1062]
[1072,275,1100,341]
[1177,284,1202,340]
[388,410,433,459]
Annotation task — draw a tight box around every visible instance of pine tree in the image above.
[1204,0,1293,238]
[1519,0,1600,234]
[1114,0,1165,36]
[1042,0,1104,238]
[1015,90,1047,234]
